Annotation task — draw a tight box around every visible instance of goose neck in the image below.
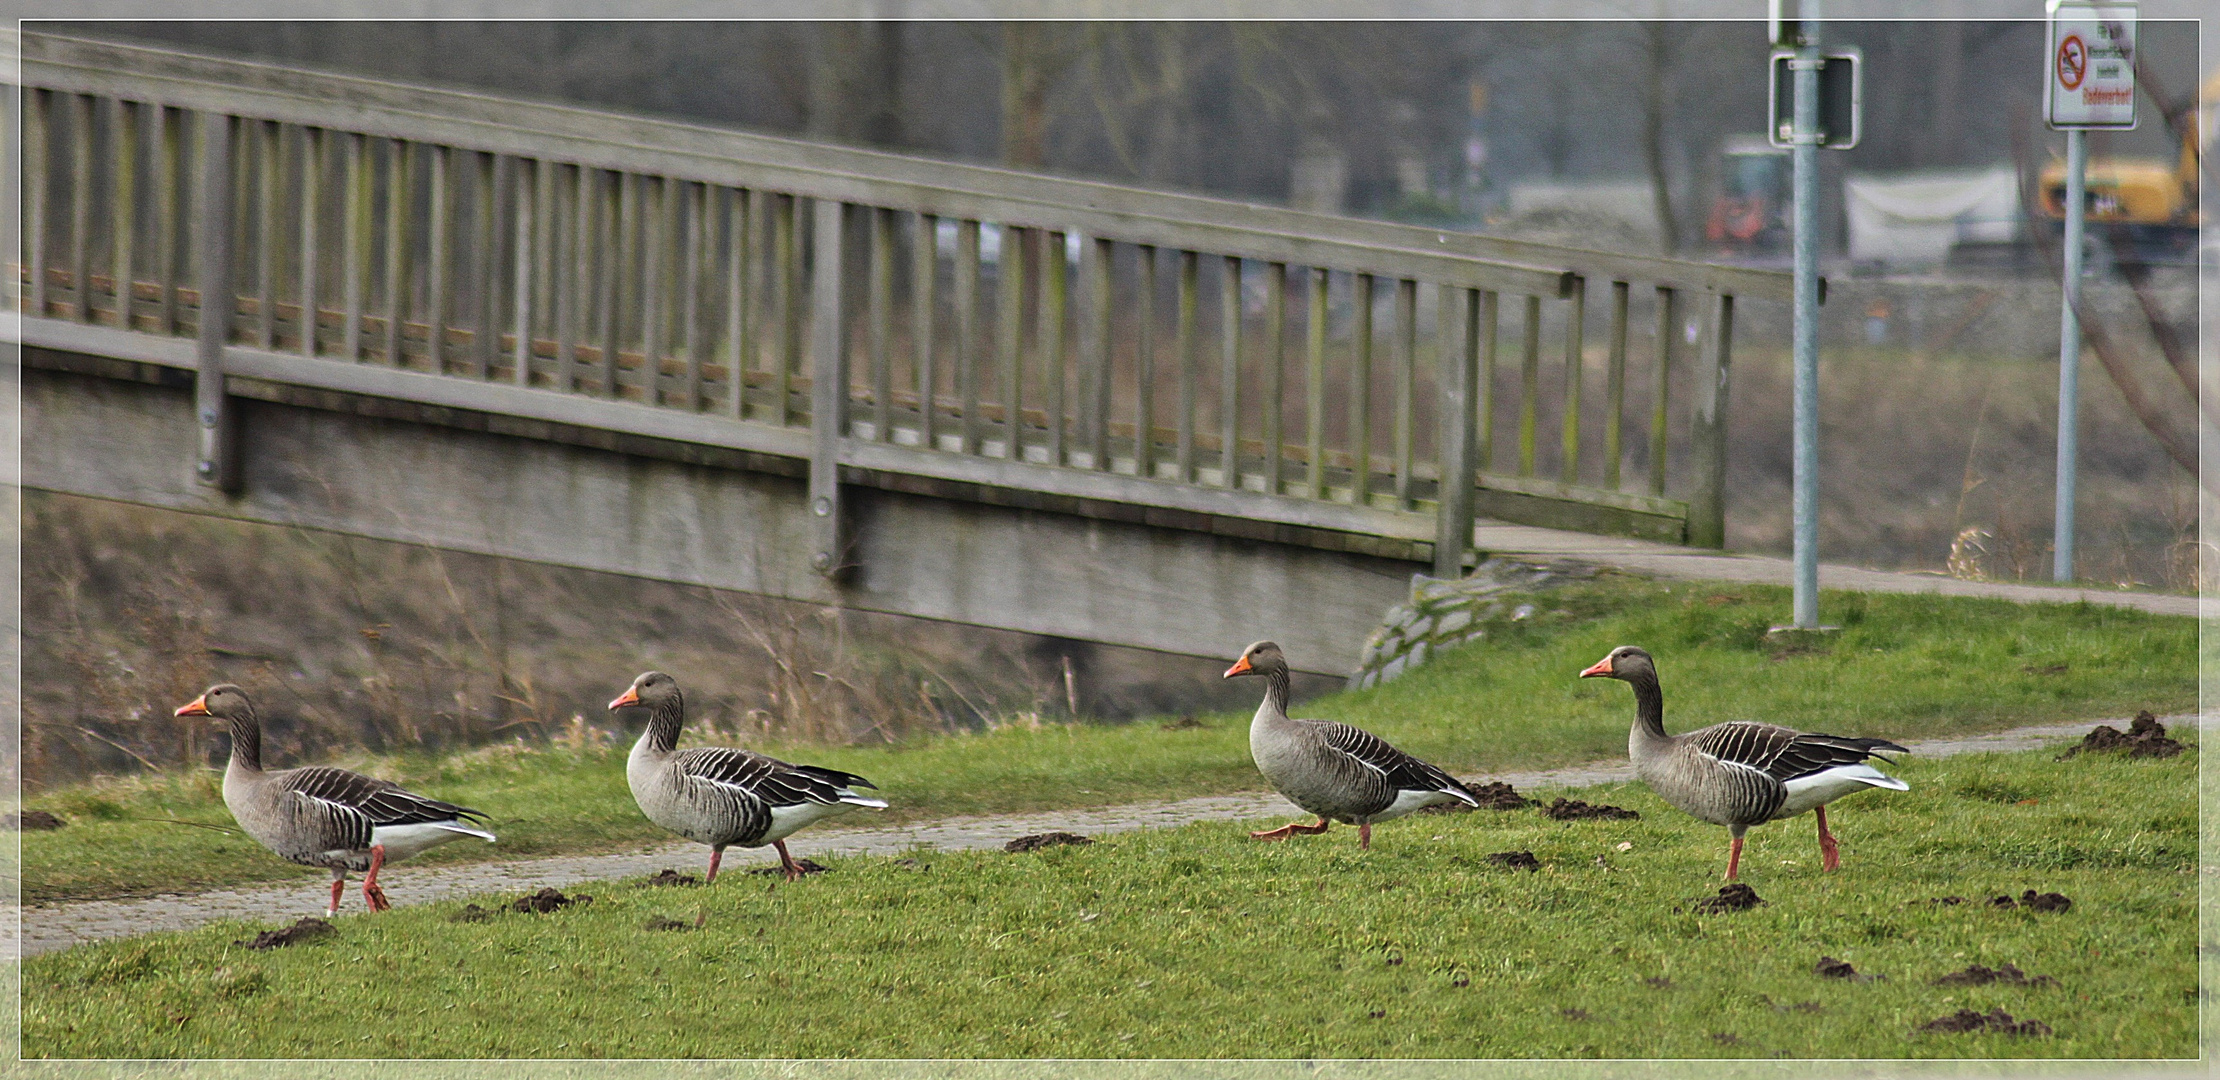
[225,710,264,773]
[1626,670,1670,745]
[1250,665,1294,728]
[640,695,686,756]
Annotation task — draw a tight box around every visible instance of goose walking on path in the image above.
[1578,645,1908,880]
[174,685,496,915]
[610,671,887,882]
[1226,641,1481,848]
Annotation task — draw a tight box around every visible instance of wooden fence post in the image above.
[1686,291,1734,548]
[193,110,242,493]
[809,198,852,578]
[1434,286,1481,578]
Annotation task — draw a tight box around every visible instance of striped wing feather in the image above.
[277,766,489,826]
[1686,722,1908,783]
[1316,721,1478,803]
[670,747,872,808]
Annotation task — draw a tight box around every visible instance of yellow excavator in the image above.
[2034,67,2213,265]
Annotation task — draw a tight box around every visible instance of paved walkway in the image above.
[1469,521,2199,617]
[19,713,2192,958]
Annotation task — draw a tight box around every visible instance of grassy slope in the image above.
[23,580,2196,904]
[21,742,2195,1058]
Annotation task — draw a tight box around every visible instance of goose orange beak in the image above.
[608,686,641,710]
[1578,657,1614,679]
[174,695,211,717]
[1223,655,1254,678]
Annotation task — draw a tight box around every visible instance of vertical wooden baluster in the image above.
[1434,286,1480,579]
[1687,292,1734,549]
[383,140,412,366]
[1304,267,1327,499]
[559,165,589,393]
[159,107,184,335]
[426,144,450,371]
[509,158,536,384]
[110,98,137,332]
[340,131,366,359]
[773,193,798,425]
[1349,273,1373,506]
[25,88,49,319]
[599,172,625,398]
[680,182,705,410]
[640,175,667,404]
[1559,275,1587,486]
[68,94,92,323]
[911,211,937,446]
[1650,285,1676,497]
[955,217,981,454]
[1041,230,1068,467]
[1262,262,1286,494]
[255,120,279,347]
[1392,277,1417,509]
[1218,254,1242,489]
[1517,293,1541,477]
[725,188,753,415]
[1477,290,1499,475]
[1604,279,1631,489]
[865,206,893,439]
[1081,235,1111,470]
[807,198,851,579]
[193,111,241,493]
[1174,249,1198,483]
[471,152,498,379]
[297,127,321,356]
[1133,245,1156,479]
[996,224,1025,459]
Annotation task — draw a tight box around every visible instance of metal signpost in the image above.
[1767,0,1859,630]
[2043,0,2137,582]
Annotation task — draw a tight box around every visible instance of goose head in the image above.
[1223,641,1286,679]
[609,670,681,712]
[174,683,254,721]
[1579,645,1655,682]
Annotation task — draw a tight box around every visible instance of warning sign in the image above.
[2045,0,2137,129]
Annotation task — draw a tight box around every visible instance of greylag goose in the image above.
[1225,641,1481,848]
[173,684,495,915]
[609,671,886,882]
[1579,645,1908,879]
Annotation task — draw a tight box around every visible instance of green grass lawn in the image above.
[22,740,2195,1058]
[23,579,2195,904]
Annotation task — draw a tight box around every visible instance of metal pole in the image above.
[1789,32,1822,627]
[2053,127,2086,582]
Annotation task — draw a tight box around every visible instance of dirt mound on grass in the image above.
[1814,956,1882,981]
[1005,832,1093,853]
[1485,850,1541,872]
[1934,963,2057,987]
[1918,1008,2051,1036]
[643,869,700,887]
[512,887,590,913]
[7,810,65,830]
[1689,883,1766,913]
[2056,711,2186,759]
[748,858,829,877]
[1542,798,1639,821]
[1990,890,2072,912]
[234,917,333,950]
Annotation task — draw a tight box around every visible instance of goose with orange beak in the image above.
[1579,645,1907,880]
[175,684,494,915]
[1225,641,1480,849]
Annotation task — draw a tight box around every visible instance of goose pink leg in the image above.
[776,840,806,882]
[361,845,391,912]
[327,874,346,917]
[1250,817,1332,842]
[1725,835,1744,881]
[705,846,725,885]
[1358,823,1373,850]
[1815,806,1841,872]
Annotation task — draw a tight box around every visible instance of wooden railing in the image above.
[13,32,1791,577]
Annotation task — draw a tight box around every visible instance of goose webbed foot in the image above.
[1249,817,1332,842]
[776,840,805,882]
[1816,806,1842,872]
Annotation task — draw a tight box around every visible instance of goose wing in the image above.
[1685,722,1907,783]
[668,747,865,807]
[277,766,490,827]
[1315,721,1479,805]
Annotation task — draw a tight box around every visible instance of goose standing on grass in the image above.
[610,671,887,882]
[1225,641,1481,848]
[173,684,496,915]
[1578,645,1908,880]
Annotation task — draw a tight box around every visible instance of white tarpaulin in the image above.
[1844,165,2022,265]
